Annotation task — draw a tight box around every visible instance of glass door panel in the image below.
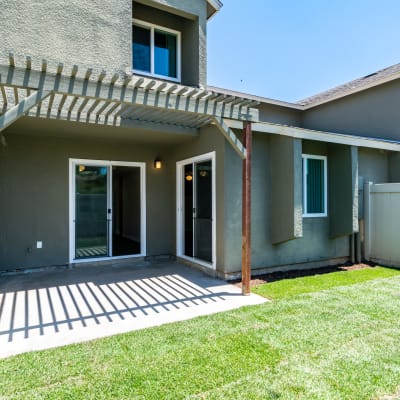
[112,166,141,256]
[184,164,194,257]
[194,160,212,262]
[75,165,109,259]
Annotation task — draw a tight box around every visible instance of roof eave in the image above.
[299,69,400,109]
[207,0,223,20]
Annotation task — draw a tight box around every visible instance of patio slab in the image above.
[0,261,266,359]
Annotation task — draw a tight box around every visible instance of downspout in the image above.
[350,233,355,264]
[356,231,362,263]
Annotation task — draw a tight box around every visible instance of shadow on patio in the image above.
[0,261,265,358]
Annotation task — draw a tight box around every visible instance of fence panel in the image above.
[365,183,400,267]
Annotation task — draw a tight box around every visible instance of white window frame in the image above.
[132,18,181,83]
[302,154,328,218]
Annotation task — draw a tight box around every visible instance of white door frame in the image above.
[176,151,216,269]
[69,158,146,263]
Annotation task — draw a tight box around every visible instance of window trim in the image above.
[132,18,181,82]
[302,154,328,218]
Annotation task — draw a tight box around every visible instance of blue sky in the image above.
[207,0,400,102]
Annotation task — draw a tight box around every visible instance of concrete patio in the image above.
[0,260,266,359]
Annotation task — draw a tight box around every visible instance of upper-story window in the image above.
[132,19,181,82]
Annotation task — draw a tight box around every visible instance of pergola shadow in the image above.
[0,262,239,348]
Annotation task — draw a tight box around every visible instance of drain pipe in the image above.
[350,233,356,264]
[355,231,362,264]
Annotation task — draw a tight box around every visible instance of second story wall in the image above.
[258,103,302,126]
[302,79,400,141]
[1,0,208,87]
[1,0,132,75]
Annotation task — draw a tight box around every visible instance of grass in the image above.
[1,267,400,399]
[252,266,400,299]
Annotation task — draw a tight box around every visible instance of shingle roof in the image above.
[298,62,400,108]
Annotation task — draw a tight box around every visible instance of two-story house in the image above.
[1,0,400,291]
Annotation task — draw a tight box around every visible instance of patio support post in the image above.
[242,121,252,295]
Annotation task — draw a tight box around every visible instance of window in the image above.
[302,154,327,217]
[132,19,180,81]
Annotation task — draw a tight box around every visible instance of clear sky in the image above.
[207,0,400,103]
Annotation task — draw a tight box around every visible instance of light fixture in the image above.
[154,158,162,169]
[199,170,208,177]
[78,165,86,173]
[185,173,193,181]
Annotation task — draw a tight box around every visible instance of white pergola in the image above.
[0,54,259,158]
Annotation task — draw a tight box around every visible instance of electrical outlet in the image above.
[36,241,43,249]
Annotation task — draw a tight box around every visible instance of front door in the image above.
[70,159,146,262]
[177,152,215,268]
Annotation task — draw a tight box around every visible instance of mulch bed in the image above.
[234,262,376,288]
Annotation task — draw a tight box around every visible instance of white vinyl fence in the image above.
[364,183,400,267]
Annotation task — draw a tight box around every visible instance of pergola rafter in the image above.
[0,54,259,158]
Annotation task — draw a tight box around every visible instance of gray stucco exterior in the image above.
[2,0,208,87]
[1,0,132,77]
[221,134,350,276]
[302,79,400,141]
[0,118,224,272]
[1,0,400,277]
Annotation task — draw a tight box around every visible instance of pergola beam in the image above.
[0,65,259,122]
[0,89,50,132]
[213,116,246,159]
[224,118,400,152]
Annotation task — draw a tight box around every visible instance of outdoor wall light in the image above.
[154,158,162,169]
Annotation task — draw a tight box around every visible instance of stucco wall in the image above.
[302,79,400,141]
[1,0,132,76]
[359,148,389,184]
[389,152,400,183]
[0,118,226,273]
[0,119,178,271]
[222,135,349,274]
[1,0,207,87]
[258,103,302,126]
[357,147,390,220]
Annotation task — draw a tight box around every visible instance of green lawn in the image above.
[253,266,400,299]
[1,267,400,399]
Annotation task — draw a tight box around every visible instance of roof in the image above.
[207,0,223,19]
[207,85,303,110]
[225,119,400,152]
[298,62,400,109]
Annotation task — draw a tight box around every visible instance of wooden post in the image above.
[242,121,252,295]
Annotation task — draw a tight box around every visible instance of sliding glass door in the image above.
[177,153,215,268]
[70,160,146,262]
